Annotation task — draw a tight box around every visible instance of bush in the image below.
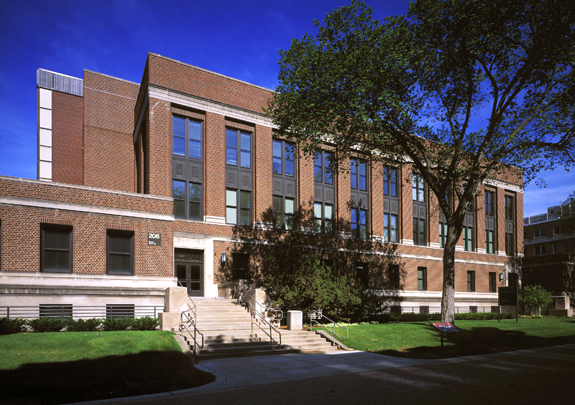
[102,317,137,331]
[0,317,27,335]
[134,316,160,331]
[28,317,66,332]
[66,318,102,332]
[520,284,553,315]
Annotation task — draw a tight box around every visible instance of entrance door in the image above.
[175,249,204,296]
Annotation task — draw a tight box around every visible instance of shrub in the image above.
[102,317,136,331]
[28,317,66,332]
[0,317,27,335]
[134,316,160,331]
[66,318,102,332]
[520,284,553,315]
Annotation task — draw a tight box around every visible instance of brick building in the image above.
[523,200,575,295]
[0,53,524,316]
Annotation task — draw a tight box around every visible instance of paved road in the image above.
[78,344,575,405]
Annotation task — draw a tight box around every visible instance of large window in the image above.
[439,221,448,248]
[351,207,367,239]
[505,195,515,255]
[107,230,134,275]
[350,158,369,239]
[383,167,397,197]
[226,189,251,225]
[383,167,399,243]
[273,140,295,176]
[467,271,475,292]
[485,190,496,254]
[350,159,367,191]
[384,213,398,243]
[41,224,73,273]
[534,245,547,255]
[314,202,334,235]
[173,116,202,159]
[417,267,427,291]
[226,129,251,168]
[314,151,333,184]
[173,180,202,220]
[412,174,427,246]
[273,196,295,230]
[463,202,474,252]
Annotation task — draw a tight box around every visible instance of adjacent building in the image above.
[0,53,524,317]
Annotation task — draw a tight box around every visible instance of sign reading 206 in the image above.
[148,233,161,246]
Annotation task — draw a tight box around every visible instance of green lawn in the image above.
[0,331,215,405]
[341,318,575,359]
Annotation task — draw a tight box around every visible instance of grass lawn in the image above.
[341,318,575,359]
[0,331,215,405]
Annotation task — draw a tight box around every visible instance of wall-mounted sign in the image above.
[148,233,161,246]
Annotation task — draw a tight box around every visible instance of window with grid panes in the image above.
[314,150,335,234]
[383,167,399,242]
[417,267,427,291]
[350,158,369,238]
[272,140,297,230]
[226,189,251,226]
[225,127,253,225]
[412,174,427,245]
[107,230,134,275]
[467,271,475,292]
[485,190,495,254]
[463,201,474,251]
[505,195,515,255]
[41,224,73,273]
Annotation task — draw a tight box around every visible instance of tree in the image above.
[520,284,553,315]
[267,0,575,322]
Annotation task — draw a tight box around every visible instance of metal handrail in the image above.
[236,284,282,349]
[0,305,164,320]
[177,281,197,323]
[180,310,204,358]
[309,310,349,341]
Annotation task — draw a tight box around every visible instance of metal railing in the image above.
[309,310,349,341]
[389,305,501,315]
[235,284,282,349]
[177,281,197,323]
[0,305,165,319]
[180,309,204,358]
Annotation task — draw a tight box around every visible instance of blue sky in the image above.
[0,0,572,217]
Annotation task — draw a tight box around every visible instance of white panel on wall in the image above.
[39,129,52,147]
[39,88,52,109]
[39,161,52,180]
[39,146,52,161]
[39,109,52,130]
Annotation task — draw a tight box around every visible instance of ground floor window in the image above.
[41,224,73,273]
[39,304,72,318]
[107,230,134,275]
[417,267,427,291]
[106,304,135,318]
[467,271,475,292]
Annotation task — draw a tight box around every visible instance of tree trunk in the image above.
[441,225,460,323]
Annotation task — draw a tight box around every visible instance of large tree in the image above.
[268,0,575,322]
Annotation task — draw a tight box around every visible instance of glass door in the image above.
[175,249,204,296]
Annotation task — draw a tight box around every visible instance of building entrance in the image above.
[174,249,204,296]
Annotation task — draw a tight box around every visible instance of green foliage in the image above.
[66,318,102,332]
[134,316,160,331]
[28,317,66,333]
[268,0,575,323]
[102,317,136,331]
[521,284,553,313]
[0,317,27,335]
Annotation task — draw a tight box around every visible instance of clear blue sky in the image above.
[0,0,572,217]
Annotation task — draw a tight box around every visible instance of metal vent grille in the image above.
[37,68,83,96]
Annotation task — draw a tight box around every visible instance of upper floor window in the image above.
[485,190,495,254]
[504,195,514,221]
[484,190,495,217]
[226,189,251,226]
[534,245,547,255]
[554,225,564,235]
[350,159,367,191]
[273,140,295,176]
[226,128,251,168]
[314,151,333,184]
[173,116,202,159]
[41,224,73,273]
[173,180,202,221]
[351,207,367,239]
[412,174,425,202]
[314,202,334,235]
[273,196,295,230]
[534,228,546,238]
[505,195,515,255]
[383,167,397,197]
[384,213,398,243]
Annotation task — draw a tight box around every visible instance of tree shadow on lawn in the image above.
[0,350,215,405]
[374,323,575,360]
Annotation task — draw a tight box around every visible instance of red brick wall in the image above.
[52,92,83,185]
[254,124,272,222]
[83,71,139,192]
[204,112,226,218]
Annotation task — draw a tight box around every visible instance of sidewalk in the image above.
[77,343,575,404]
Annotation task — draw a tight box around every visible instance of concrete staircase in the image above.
[180,297,338,360]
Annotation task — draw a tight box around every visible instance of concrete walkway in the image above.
[76,343,575,404]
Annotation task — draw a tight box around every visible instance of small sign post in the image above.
[430,322,460,358]
[498,285,519,323]
[148,232,161,246]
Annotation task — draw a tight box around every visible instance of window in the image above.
[106,304,135,318]
[39,304,72,318]
[41,224,73,273]
[272,140,295,176]
[469,306,478,313]
[485,190,495,254]
[534,228,546,238]
[314,151,333,184]
[233,253,250,280]
[384,213,398,243]
[420,306,430,315]
[383,167,397,197]
[350,159,367,191]
[534,245,547,255]
[226,128,251,168]
[107,230,134,275]
[412,174,427,246]
[489,272,496,292]
[463,225,474,251]
[389,264,400,289]
[173,116,202,159]
[356,262,369,288]
[467,271,475,292]
[439,222,448,248]
[314,203,334,234]
[554,225,564,235]
[417,267,427,291]
[273,196,295,230]
[173,181,202,220]
[505,195,515,256]
[557,242,566,253]
[226,189,251,225]
[351,207,367,239]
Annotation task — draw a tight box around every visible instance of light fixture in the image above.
[221,252,227,263]
[499,272,504,281]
